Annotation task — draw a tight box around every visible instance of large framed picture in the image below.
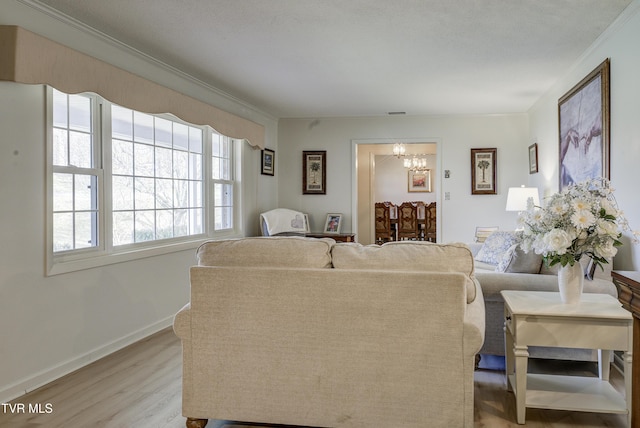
[528,143,538,174]
[558,59,610,190]
[408,169,432,192]
[302,151,326,194]
[261,148,275,176]
[323,213,342,234]
[471,148,497,195]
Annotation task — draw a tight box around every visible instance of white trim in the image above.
[0,316,175,403]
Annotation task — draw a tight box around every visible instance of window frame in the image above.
[45,87,243,276]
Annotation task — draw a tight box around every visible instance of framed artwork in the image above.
[558,58,610,190]
[471,148,497,195]
[324,213,342,234]
[528,143,538,174]
[408,169,432,192]
[302,150,326,194]
[261,148,275,176]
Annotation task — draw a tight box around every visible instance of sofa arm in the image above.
[464,279,485,355]
[173,303,191,339]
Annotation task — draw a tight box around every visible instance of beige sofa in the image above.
[469,237,618,362]
[173,238,485,428]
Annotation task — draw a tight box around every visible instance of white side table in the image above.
[501,290,633,426]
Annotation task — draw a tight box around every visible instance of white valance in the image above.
[0,25,264,149]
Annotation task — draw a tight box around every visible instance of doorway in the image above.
[351,139,441,245]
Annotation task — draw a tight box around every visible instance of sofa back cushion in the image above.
[197,237,334,268]
[331,241,477,302]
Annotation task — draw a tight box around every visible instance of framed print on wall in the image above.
[558,58,610,190]
[471,148,497,195]
[408,169,432,192]
[261,148,275,176]
[302,150,326,194]
[324,213,342,234]
[528,143,538,174]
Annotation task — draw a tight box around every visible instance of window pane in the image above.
[214,183,233,206]
[53,129,68,166]
[155,147,173,178]
[53,173,73,211]
[174,180,188,208]
[135,210,155,242]
[189,128,202,153]
[189,181,202,207]
[69,131,92,168]
[53,89,68,128]
[113,211,134,245]
[134,111,154,144]
[112,105,133,140]
[75,211,96,248]
[154,117,172,148]
[155,178,173,209]
[215,207,233,230]
[174,209,188,237]
[173,150,189,179]
[135,177,155,210]
[212,157,221,179]
[156,209,174,239]
[134,143,154,177]
[74,175,95,211]
[112,139,133,175]
[190,208,203,234]
[173,123,189,151]
[112,176,134,211]
[189,153,202,180]
[53,212,73,251]
[68,94,91,132]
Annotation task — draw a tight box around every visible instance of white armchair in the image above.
[259,208,309,236]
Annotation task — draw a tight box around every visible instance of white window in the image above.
[47,87,240,274]
[50,90,102,253]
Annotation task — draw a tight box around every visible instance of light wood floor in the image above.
[0,327,628,428]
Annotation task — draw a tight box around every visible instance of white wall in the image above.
[278,114,530,243]
[528,1,640,270]
[375,154,438,205]
[0,1,278,401]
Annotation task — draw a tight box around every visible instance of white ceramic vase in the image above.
[558,262,584,304]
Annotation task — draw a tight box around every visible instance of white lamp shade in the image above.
[506,187,540,211]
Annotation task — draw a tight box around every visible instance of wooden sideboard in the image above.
[611,270,640,428]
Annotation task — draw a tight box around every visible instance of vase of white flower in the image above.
[519,178,639,304]
[557,262,584,304]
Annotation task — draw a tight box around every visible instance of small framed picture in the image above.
[528,143,538,174]
[323,213,342,234]
[261,148,275,176]
[471,148,497,195]
[302,150,326,194]
[408,169,432,192]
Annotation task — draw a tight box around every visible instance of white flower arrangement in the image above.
[519,178,639,269]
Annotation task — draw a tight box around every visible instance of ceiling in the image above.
[34,0,632,118]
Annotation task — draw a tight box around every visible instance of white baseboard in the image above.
[0,316,174,403]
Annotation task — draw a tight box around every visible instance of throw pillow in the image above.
[495,243,543,274]
[475,231,518,265]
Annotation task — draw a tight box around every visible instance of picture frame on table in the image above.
[261,148,275,176]
[302,150,326,194]
[471,148,497,195]
[323,213,342,234]
[408,169,432,192]
[558,58,610,190]
[528,143,538,174]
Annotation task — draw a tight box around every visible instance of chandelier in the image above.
[403,156,429,172]
[392,143,406,157]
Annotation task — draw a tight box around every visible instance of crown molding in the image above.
[17,0,276,121]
